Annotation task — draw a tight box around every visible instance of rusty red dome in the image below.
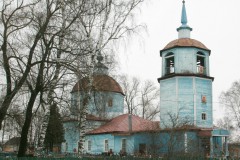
[72,75,124,95]
[160,38,210,55]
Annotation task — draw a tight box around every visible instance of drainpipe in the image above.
[128,114,132,133]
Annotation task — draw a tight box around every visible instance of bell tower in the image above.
[158,0,214,128]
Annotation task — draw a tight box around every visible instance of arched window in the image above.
[196,52,206,74]
[165,52,174,75]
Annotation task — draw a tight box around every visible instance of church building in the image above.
[62,1,229,158]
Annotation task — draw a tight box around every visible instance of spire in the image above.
[94,52,108,75]
[181,0,187,25]
[177,0,192,39]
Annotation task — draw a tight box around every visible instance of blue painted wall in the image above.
[195,78,213,128]
[85,134,114,154]
[71,91,124,119]
[133,133,161,154]
[63,121,79,153]
[160,76,213,128]
[85,131,202,156]
[63,120,107,153]
[85,134,134,155]
[159,78,178,127]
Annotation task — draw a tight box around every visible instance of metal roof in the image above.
[72,75,124,95]
[160,38,210,55]
[87,114,159,135]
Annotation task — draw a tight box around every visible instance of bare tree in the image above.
[216,116,236,142]
[13,0,85,156]
[220,80,240,128]
[119,75,140,114]
[119,75,160,120]
[1,0,145,157]
[0,0,65,130]
[0,84,30,143]
[160,111,200,159]
[140,80,160,120]
[1,108,23,141]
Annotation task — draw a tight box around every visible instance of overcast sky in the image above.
[118,0,240,122]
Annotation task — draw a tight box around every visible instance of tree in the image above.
[1,88,26,143]
[0,0,44,130]
[216,116,236,142]
[0,0,146,157]
[1,0,87,156]
[219,80,240,142]
[119,75,140,114]
[220,80,240,128]
[159,111,201,159]
[119,75,160,120]
[44,103,64,153]
[140,80,160,120]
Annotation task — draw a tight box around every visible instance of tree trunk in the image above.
[0,95,15,129]
[1,120,5,143]
[18,91,39,157]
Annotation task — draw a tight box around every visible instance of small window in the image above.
[108,99,113,107]
[122,139,127,152]
[202,113,206,120]
[104,139,109,152]
[202,95,207,103]
[88,140,92,151]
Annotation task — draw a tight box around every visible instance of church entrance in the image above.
[200,137,210,157]
[139,144,146,155]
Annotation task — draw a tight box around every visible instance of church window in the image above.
[121,138,127,152]
[202,113,206,120]
[88,140,92,151]
[108,99,113,107]
[197,52,206,74]
[104,139,109,152]
[165,52,175,75]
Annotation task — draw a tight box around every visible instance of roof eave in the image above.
[86,129,160,135]
[160,46,211,56]
[158,73,214,83]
